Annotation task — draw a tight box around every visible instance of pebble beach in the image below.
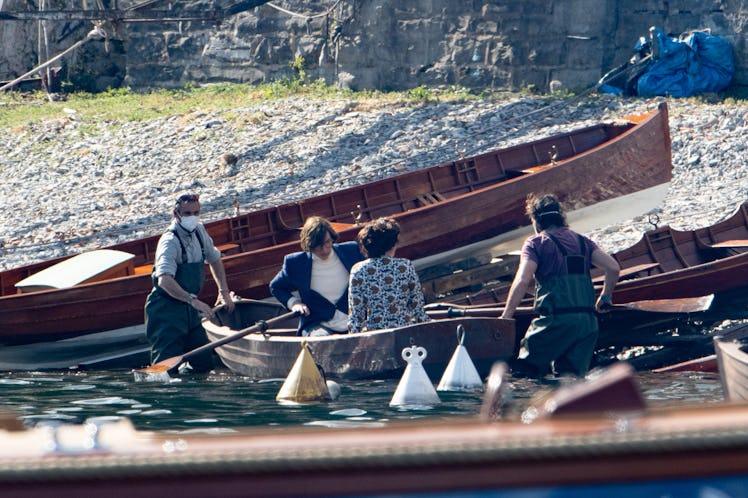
[0,92,746,271]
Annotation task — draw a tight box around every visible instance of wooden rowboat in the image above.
[421,200,748,369]
[4,363,748,496]
[0,104,671,347]
[430,199,748,308]
[203,299,516,380]
[714,324,748,401]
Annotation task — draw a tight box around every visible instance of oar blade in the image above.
[618,294,714,313]
[132,309,299,382]
[133,355,183,382]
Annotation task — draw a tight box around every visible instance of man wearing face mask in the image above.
[144,193,235,373]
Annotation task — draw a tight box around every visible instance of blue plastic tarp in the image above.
[636,28,735,97]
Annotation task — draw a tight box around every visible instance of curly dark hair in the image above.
[357,217,400,258]
[299,216,339,252]
[526,193,567,230]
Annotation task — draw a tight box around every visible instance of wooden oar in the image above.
[425,294,714,319]
[606,294,714,314]
[134,311,299,376]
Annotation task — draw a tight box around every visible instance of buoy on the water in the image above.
[276,341,330,403]
[390,345,440,407]
[326,380,341,400]
[437,324,484,392]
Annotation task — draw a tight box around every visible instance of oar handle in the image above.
[183,310,298,362]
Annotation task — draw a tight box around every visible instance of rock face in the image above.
[1,0,746,93]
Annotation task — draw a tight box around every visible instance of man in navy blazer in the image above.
[270,217,364,336]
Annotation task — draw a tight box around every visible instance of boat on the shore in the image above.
[203,299,516,380]
[432,199,748,308]
[422,200,748,369]
[0,104,671,356]
[3,361,748,497]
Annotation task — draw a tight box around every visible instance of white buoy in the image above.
[326,380,341,400]
[437,324,484,392]
[276,341,331,403]
[390,345,440,407]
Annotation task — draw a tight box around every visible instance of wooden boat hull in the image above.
[204,300,516,380]
[424,200,748,368]
[714,325,748,402]
[0,104,672,345]
[4,401,748,496]
[651,322,748,373]
[436,200,748,305]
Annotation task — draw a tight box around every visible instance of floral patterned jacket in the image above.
[348,256,430,333]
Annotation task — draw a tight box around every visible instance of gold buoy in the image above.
[276,341,331,403]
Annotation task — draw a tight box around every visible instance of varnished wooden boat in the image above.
[203,299,516,380]
[422,200,748,368]
[714,324,748,401]
[652,322,748,373]
[431,199,748,308]
[0,104,671,346]
[4,363,748,496]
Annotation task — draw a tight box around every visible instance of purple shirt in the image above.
[521,227,599,279]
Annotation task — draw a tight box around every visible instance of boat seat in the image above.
[520,163,554,175]
[15,249,136,293]
[592,261,661,284]
[216,243,240,255]
[329,222,356,232]
[699,239,748,249]
[134,264,154,275]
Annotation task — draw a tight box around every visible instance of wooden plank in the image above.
[704,239,748,249]
[592,262,661,284]
[329,222,356,233]
[134,264,154,275]
[15,250,135,293]
[418,252,495,282]
[216,243,240,255]
[422,257,518,298]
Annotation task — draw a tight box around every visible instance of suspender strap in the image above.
[545,232,586,258]
[170,229,206,263]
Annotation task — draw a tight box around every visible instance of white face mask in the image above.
[179,215,200,232]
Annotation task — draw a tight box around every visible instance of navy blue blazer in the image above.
[270,241,364,335]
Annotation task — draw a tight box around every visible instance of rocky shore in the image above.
[0,93,746,271]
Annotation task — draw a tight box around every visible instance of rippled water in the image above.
[0,368,725,433]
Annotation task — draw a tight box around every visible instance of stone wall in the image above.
[1,0,746,94]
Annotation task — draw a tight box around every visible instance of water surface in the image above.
[0,368,724,433]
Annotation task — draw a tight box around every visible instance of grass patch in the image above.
[0,81,488,129]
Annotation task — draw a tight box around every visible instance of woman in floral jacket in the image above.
[348,217,430,333]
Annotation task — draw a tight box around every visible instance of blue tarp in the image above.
[636,28,735,97]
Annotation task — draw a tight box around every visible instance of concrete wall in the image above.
[1,0,746,94]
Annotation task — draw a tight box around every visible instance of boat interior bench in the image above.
[215,243,241,255]
[698,239,748,249]
[592,261,661,284]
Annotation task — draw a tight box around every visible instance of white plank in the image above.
[15,249,135,292]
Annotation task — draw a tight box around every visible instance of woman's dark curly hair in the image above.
[526,193,567,230]
[299,216,339,252]
[357,217,400,258]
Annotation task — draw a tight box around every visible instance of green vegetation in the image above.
[1,75,744,130]
[0,72,490,129]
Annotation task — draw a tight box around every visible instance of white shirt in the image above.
[288,250,350,331]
